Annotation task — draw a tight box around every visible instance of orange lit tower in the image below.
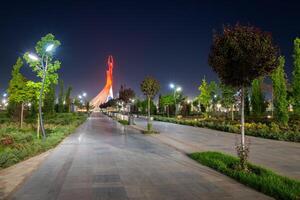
[90,55,114,110]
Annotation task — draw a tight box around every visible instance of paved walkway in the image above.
[10,114,271,200]
[134,118,300,179]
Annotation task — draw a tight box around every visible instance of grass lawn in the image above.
[189,151,300,200]
[0,113,87,169]
[118,119,129,125]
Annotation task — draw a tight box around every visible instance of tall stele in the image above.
[90,55,114,110]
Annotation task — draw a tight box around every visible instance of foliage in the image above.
[220,84,236,119]
[140,77,160,99]
[140,76,160,131]
[99,98,118,109]
[118,120,129,125]
[0,113,87,169]
[251,78,265,116]
[271,56,289,124]
[208,23,279,87]
[159,94,174,116]
[189,152,300,200]
[118,85,135,103]
[153,116,300,142]
[23,33,61,100]
[292,38,300,115]
[198,78,211,112]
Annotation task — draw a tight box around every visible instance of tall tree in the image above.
[58,79,64,113]
[271,56,289,124]
[292,38,300,115]
[140,77,160,131]
[208,24,279,169]
[7,57,32,128]
[251,78,265,116]
[220,84,236,120]
[65,86,72,112]
[43,83,56,115]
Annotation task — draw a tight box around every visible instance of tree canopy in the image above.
[208,24,279,87]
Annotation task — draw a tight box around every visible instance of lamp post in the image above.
[169,83,182,116]
[28,44,55,140]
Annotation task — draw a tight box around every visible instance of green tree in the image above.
[65,86,72,112]
[119,85,135,104]
[7,57,32,128]
[198,78,211,113]
[58,79,64,113]
[140,77,160,131]
[208,24,279,169]
[292,38,300,115]
[220,84,236,120]
[251,78,265,116]
[159,94,174,117]
[271,56,289,124]
[43,83,56,115]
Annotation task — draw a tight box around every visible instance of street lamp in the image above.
[169,83,182,116]
[28,43,56,140]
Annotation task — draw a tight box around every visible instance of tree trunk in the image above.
[241,87,245,150]
[231,104,234,121]
[167,105,170,118]
[147,96,151,131]
[37,114,40,139]
[20,102,24,129]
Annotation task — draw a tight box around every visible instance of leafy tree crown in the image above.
[208,24,279,87]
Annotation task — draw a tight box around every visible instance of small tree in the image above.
[198,78,211,113]
[140,77,160,131]
[208,24,279,169]
[251,78,265,116]
[271,56,289,124]
[160,94,174,117]
[7,57,31,128]
[220,84,236,120]
[292,38,300,115]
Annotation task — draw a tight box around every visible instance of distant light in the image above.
[176,87,182,92]
[63,100,66,105]
[2,99,7,104]
[78,95,82,99]
[3,93,7,97]
[169,83,175,89]
[214,94,217,98]
[46,44,54,52]
[28,103,32,107]
[267,115,272,119]
[28,53,39,61]
[83,92,87,97]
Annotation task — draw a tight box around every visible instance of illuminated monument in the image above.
[90,55,114,110]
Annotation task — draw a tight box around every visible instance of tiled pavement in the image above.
[134,118,300,180]
[10,114,271,200]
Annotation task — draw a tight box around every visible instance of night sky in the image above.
[1,0,300,99]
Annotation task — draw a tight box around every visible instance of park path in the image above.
[10,113,271,200]
[134,118,300,180]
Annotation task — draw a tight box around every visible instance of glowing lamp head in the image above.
[169,83,175,89]
[176,87,182,92]
[83,92,87,97]
[78,95,82,99]
[28,53,39,61]
[46,44,54,52]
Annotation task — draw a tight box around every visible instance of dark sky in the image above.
[1,0,299,99]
